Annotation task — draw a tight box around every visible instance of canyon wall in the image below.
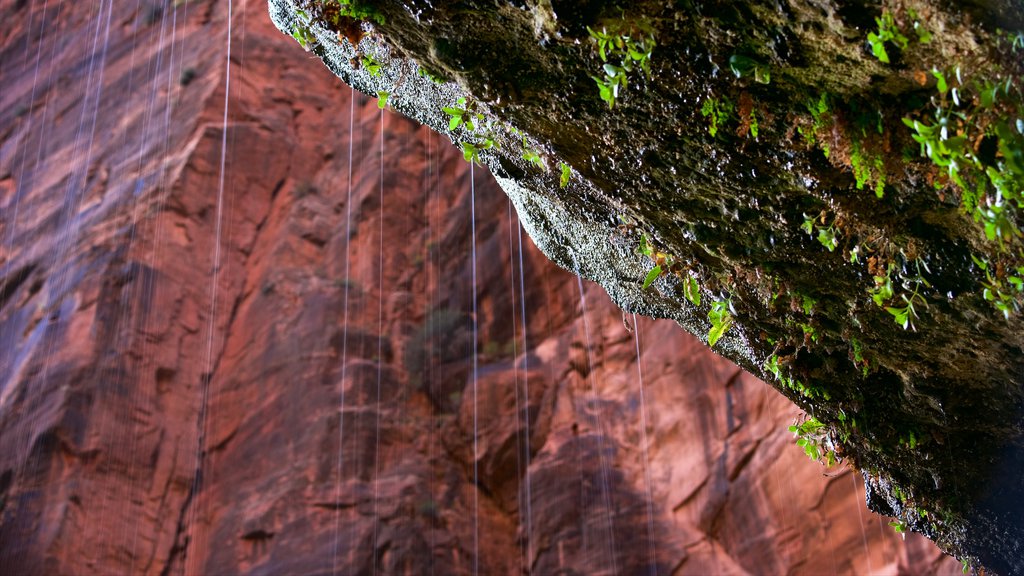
[0,0,958,574]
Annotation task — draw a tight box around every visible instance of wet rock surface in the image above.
[0,0,963,574]
[265,0,1024,572]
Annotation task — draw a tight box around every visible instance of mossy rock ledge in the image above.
[267,1,1024,573]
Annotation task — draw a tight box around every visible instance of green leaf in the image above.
[683,276,701,306]
[818,228,837,251]
[801,217,814,235]
[933,69,948,94]
[376,91,389,109]
[707,321,729,347]
[462,142,479,164]
[642,265,663,290]
[559,162,571,188]
[707,301,733,347]
[868,33,890,63]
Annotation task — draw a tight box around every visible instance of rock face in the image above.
[0,1,958,574]
[264,0,1024,572]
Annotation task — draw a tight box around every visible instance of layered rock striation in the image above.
[0,0,959,574]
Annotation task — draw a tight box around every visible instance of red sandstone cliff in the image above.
[0,1,960,574]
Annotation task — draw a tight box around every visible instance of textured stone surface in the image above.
[0,0,959,574]
[263,1,1024,571]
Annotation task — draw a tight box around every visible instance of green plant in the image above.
[973,255,1024,318]
[799,322,819,344]
[801,212,839,252]
[908,9,933,44]
[588,22,656,108]
[798,93,831,149]
[886,286,928,331]
[442,97,500,165]
[442,97,475,131]
[291,10,316,51]
[707,299,732,347]
[728,54,770,84]
[849,244,862,264]
[417,66,446,84]
[332,0,385,25]
[850,144,886,197]
[683,275,700,306]
[461,141,489,165]
[867,11,909,64]
[801,294,817,316]
[902,65,1024,252]
[765,354,831,399]
[748,108,759,138]
[521,137,545,169]
[850,337,869,377]
[376,91,389,109]
[883,259,931,331]
[701,96,733,137]
[361,54,382,77]
[900,430,919,449]
[559,162,572,188]
[638,233,676,290]
[889,520,907,535]
[788,416,838,466]
[869,263,895,306]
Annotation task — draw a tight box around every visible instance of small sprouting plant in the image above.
[443,97,500,165]
[800,322,819,344]
[333,0,385,25]
[521,137,545,169]
[291,10,316,51]
[851,145,886,197]
[801,212,839,252]
[900,430,919,449]
[889,520,908,536]
[765,354,830,399]
[798,92,831,149]
[849,244,862,264]
[642,267,662,289]
[588,22,656,108]
[707,299,733,347]
[417,66,445,84]
[728,54,770,84]
[973,255,1024,319]
[867,11,909,64]
[869,263,895,306]
[886,286,928,331]
[701,96,733,137]
[462,141,493,165]
[559,162,572,188]
[902,64,1023,253]
[801,294,817,316]
[638,233,676,289]
[872,259,930,330]
[442,97,475,131]
[789,416,838,466]
[361,54,382,77]
[850,337,870,377]
[683,275,700,306]
[376,91,389,109]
